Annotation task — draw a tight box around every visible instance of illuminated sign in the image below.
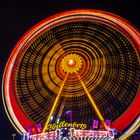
[46,121,87,130]
[22,128,115,140]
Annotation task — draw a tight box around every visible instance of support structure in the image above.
[77,73,107,129]
[42,72,69,132]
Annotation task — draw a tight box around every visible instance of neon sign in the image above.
[46,121,87,130]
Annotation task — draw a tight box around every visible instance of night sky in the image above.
[0,1,139,139]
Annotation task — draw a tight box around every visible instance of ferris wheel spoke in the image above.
[76,73,108,130]
[42,72,69,132]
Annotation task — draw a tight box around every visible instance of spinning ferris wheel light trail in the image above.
[2,10,140,139]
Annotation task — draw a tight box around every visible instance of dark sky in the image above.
[0,1,139,139]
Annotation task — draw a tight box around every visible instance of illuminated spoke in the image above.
[76,73,107,129]
[42,72,69,132]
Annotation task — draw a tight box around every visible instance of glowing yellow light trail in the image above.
[76,73,107,130]
[42,72,69,132]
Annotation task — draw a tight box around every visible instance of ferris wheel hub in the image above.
[61,54,82,74]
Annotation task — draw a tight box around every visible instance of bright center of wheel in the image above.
[61,54,82,74]
[67,58,76,67]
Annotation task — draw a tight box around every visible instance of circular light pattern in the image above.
[2,10,140,139]
[61,54,82,74]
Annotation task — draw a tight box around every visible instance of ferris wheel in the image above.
[2,10,140,139]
